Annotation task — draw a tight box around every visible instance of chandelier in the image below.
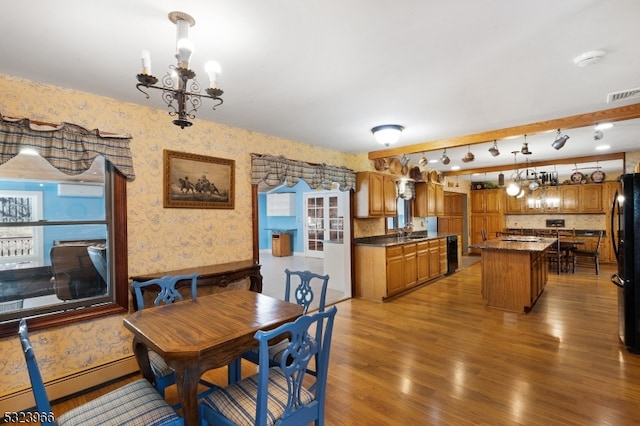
[136,11,224,129]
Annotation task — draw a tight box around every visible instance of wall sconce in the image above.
[440,149,450,165]
[488,141,500,157]
[551,129,570,150]
[371,124,404,146]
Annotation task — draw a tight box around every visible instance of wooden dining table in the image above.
[123,290,305,426]
[559,239,585,272]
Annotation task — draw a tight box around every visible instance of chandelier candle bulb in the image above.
[205,61,222,88]
[176,38,194,69]
[141,50,151,75]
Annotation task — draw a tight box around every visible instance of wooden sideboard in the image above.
[129,260,263,310]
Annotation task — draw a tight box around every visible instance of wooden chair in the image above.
[131,273,217,398]
[546,230,564,274]
[18,319,183,426]
[570,231,603,275]
[199,306,338,426]
[241,269,330,376]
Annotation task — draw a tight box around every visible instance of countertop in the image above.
[469,236,556,252]
[506,228,605,237]
[354,232,457,247]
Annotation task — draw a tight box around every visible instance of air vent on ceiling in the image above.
[607,87,640,103]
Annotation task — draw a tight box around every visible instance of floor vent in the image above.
[607,87,640,103]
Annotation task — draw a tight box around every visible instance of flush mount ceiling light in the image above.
[595,122,614,130]
[551,129,570,150]
[136,11,224,129]
[488,140,500,157]
[440,149,450,165]
[371,124,404,146]
[574,50,607,68]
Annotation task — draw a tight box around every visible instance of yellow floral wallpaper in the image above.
[0,73,368,403]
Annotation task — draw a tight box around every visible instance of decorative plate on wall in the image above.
[591,170,606,183]
[570,171,585,184]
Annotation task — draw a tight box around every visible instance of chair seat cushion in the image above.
[200,366,314,426]
[148,349,175,378]
[57,378,181,426]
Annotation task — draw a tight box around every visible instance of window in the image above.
[0,154,128,338]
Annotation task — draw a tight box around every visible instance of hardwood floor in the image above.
[52,262,640,425]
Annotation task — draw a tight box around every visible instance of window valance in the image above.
[0,114,135,181]
[251,154,356,191]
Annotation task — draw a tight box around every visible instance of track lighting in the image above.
[551,129,569,150]
[461,146,475,163]
[521,135,532,155]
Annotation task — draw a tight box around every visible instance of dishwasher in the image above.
[446,235,459,275]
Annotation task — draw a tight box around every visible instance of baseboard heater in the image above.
[0,356,138,413]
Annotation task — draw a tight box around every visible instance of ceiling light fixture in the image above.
[136,11,224,129]
[489,140,500,157]
[573,50,607,68]
[371,124,404,146]
[551,129,569,150]
[440,149,450,165]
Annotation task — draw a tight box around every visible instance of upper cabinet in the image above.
[503,183,606,214]
[471,188,503,213]
[355,172,397,218]
[414,182,444,217]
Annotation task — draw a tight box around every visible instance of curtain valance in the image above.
[0,114,135,181]
[251,154,356,191]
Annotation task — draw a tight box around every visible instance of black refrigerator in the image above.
[611,173,640,353]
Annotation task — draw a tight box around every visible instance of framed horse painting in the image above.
[163,150,235,209]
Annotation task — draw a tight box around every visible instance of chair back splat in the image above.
[18,319,183,426]
[199,306,338,426]
[284,268,330,313]
[130,273,220,400]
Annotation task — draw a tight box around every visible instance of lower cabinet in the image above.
[355,238,446,301]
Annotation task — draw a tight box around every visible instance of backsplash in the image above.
[505,214,606,231]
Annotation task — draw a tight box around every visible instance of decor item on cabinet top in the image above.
[136,11,224,129]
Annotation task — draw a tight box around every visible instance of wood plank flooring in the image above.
[52,262,640,425]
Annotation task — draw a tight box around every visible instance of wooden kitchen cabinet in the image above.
[438,193,464,235]
[386,246,405,296]
[355,172,397,218]
[355,237,446,301]
[580,184,603,213]
[559,185,580,212]
[414,182,445,217]
[470,189,504,254]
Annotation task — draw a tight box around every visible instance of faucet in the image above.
[402,222,414,238]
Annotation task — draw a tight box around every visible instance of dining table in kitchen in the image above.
[123,289,305,426]
[559,239,585,272]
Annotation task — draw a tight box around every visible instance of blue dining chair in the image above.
[18,319,183,426]
[131,273,217,398]
[240,269,330,377]
[199,306,338,426]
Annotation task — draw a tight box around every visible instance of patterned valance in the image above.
[0,114,135,181]
[251,154,356,191]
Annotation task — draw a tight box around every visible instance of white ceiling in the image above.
[2,0,640,182]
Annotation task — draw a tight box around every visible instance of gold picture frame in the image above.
[163,149,235,209]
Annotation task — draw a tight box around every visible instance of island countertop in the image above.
[469,236,556,252]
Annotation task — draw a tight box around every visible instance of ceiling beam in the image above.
[441,152,625,177]
[367,103,640,160]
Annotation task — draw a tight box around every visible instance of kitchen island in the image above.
[354,232,456,301]
[470,236,556,313]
